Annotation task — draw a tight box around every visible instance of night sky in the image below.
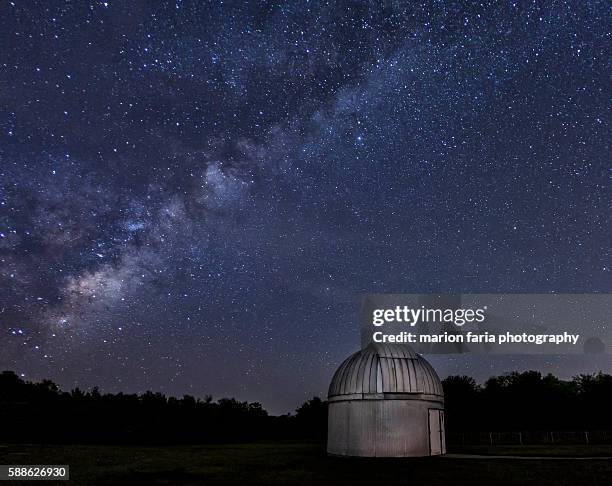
[1,1,610,414]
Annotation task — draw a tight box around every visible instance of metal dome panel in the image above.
[328,343,444,398]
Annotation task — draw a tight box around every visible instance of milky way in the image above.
[1,1,610,413]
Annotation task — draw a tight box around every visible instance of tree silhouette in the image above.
[294,397,327,439]
[1,369,611,444]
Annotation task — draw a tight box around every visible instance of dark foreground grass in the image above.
[1,442,611,485]
[449,444,612,457]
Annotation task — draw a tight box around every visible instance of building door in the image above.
[428,409,445,455]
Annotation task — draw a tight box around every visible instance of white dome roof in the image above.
[328,343,444,399]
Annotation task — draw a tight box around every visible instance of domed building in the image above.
[327,342,445,457]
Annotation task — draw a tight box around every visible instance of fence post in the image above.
[550,431,554,444]
[489,432,493,446]
[519,431,523,446]
[585,431,589,445]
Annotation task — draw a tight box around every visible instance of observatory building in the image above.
[327,342,445,457]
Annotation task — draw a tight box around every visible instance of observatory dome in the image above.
[328,343,444,398]
[327,342,445,457]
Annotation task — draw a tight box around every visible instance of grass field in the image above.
[449,444,612,457]
[1,442,611,485]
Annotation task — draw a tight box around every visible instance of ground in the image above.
[1,442,611,485]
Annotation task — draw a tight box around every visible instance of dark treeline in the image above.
[1,370,610,444]
[0,371,326,444]
[443,371,612,432]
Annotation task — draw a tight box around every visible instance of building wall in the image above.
[327,399,444,457]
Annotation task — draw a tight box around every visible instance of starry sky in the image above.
[1,1,610,414]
